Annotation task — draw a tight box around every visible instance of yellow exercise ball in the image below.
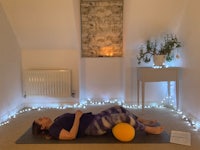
[112,123,135,142]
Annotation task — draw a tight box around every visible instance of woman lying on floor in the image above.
[32,105,164,140]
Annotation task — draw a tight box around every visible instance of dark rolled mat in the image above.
[16,127,170,144]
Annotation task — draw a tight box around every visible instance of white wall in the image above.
[16,0,82,103]
[179,0,200,120]
[21,49,80,98]
[0,0,80,50]
[18,0,186,105]
[80,58,124,102]
[0,3,22,122]
[80,0,186,104]
[120,0,186,104]
[2,0,200,122]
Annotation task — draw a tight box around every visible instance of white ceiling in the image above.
[0,0,80,50]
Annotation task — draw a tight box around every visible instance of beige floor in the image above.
[0,104,200,150]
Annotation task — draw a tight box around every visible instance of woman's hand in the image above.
[59,110,83,140]
[75,110,83,119]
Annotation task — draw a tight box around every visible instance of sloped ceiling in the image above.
[0,0,187,51]
[0,0,80,50]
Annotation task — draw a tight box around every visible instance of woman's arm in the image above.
[59,110,83,140]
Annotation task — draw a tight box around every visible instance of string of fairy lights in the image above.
[0,98,200,132]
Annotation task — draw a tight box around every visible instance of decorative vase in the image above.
[153,55,165,67]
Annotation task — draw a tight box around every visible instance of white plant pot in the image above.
[153,55,166,67]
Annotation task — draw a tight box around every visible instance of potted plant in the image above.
[137,34,182,66]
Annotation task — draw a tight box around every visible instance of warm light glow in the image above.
[99,46,114,57]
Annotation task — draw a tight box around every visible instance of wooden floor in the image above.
[0,104,200,150]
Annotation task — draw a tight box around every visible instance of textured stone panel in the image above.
[81,0,123,57]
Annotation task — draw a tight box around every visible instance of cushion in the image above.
[112,123,135,142]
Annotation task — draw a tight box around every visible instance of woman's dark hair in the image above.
[32,121,51,139]
[32,121,42,136]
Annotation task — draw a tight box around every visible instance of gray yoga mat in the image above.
[16,127,170,144]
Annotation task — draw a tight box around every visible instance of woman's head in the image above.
[32,117,52,136]
[32,121,43,136]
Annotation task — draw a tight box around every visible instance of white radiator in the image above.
[23,69,71,98]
